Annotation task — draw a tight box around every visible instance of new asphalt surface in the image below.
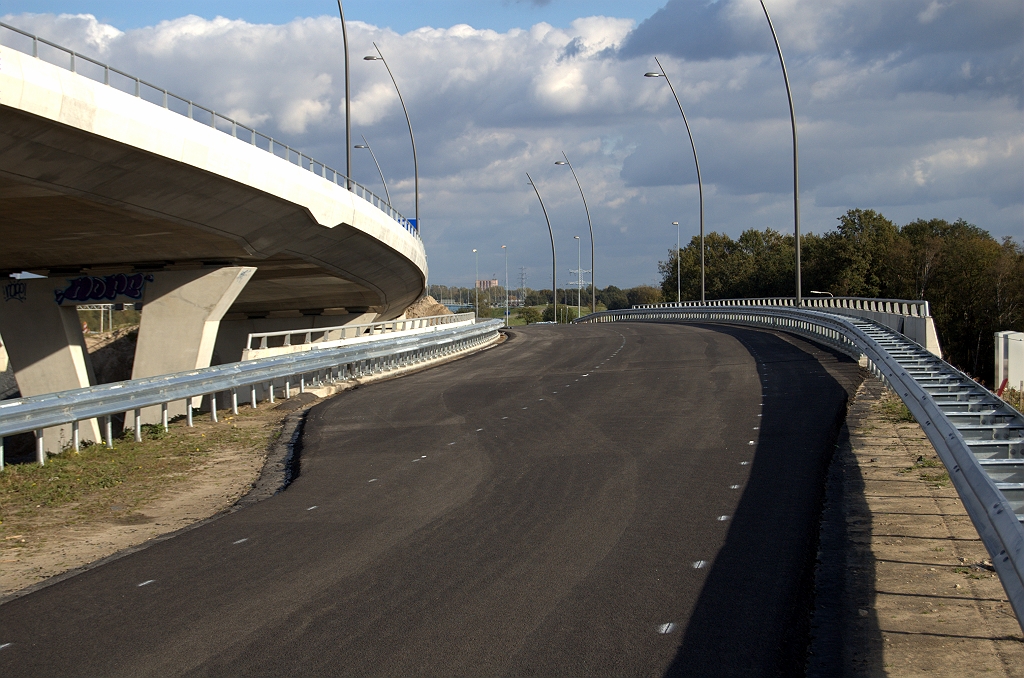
[0,322,862,677]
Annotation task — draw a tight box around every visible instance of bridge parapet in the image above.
[634,297,940,356]
[0,21,417,237]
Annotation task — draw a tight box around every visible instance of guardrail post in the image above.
[36,429,45,465]
[104,65,109,85]
[186,398,193,427]
[299,375,305,394]
[105,417,113,448]
[161,403,169,432]
[250,384,258,409]
[134,409,142,442]
[210,395,218,423]
[284,379,291,398]
[72,420,80,452]
[134,78,140,97]
[231,388,239,415]
[268,382,275,404]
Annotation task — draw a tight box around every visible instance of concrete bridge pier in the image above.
[0,277,102,451]
[128,267,255,426]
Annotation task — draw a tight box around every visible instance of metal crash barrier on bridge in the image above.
[575,305,1024,631]
[0,319,502,466]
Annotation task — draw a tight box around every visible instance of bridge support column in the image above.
[0,278,101,453]
[129,267,255,425]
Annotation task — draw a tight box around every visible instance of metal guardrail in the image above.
[0,319,502,468]
[634,296,930,318]
[246,313,475,351]
[575,306,1024,631]
[0,21,418,238]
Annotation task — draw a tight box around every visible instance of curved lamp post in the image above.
[645,57,705,304]
[554,153,595,314]
[354,135,391,206]
[501,244,509,325]
[526,172,556,324]
[335,1,352,189]
[760,0,801,306]
[472,248,479,318]
[673,221,680,304]
[364,43,418,231]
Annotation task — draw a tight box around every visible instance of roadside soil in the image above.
[834,378,1024,676]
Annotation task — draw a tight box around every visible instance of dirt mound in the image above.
[403,295,453,319]
[86,326,138,384]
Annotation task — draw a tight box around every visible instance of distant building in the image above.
[476,279,500,290]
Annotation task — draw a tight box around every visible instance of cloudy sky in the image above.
[2,1,1021,290]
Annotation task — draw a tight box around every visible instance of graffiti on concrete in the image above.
[3,280,27,303]
[55,273,154,305]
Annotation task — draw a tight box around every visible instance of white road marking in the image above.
[717,516,730,522]
[0,643,12,650]
[582,374,589,377]
[522,407,528,409]
[449,442,456,445]
[753,427,759,430]
[730,484,740,490]
[741,461,750,466]
[233,538,248,545]
[476,428,484,431]
[693,560,707,569]
[502,417,508,420]
[307,505,318,510]
[758,414,763,417]
[748,441,755,445]
[412,459,420,462]
[538,398,544,401]
[656,623,676,634]
[368,479,378,483]
[421,455,427,458]
[138,580,155,587]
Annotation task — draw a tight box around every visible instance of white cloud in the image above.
[0,4,1020,288]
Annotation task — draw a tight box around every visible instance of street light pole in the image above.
[354,135,391,206]
[335,0,351,189]
[574,235,582,319]
[502,245,508,325]
[760,0,801,306]
[472,249,478,318]
[364,43,418,231]
[645,58,705,303]
[526,172,556,325]
[673,221,680,304]
[554,153,595,314]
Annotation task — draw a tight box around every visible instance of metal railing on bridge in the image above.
[0,21,418,238]
[245,313,475,354]
[634,296,930,317]
[575,305,1024,632]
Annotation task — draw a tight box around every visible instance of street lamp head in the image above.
[644,72,662,78]
[672,221,679,225]
[354,144,368,148]
[363,55,381,61]
[554,161,568,165]
[574,235,580,240]
[501,245,506,249]
[472,249,477,253]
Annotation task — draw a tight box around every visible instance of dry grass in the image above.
[0,406,285,536]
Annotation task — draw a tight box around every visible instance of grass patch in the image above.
[0,407,280,532]
[879,391,916,423]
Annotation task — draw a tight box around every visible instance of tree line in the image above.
[657,210,1023,384]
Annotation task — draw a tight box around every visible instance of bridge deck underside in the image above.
[0,106,423,316]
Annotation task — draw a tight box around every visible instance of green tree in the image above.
[516,306,541,325]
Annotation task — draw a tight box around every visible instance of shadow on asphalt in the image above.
[658,324,870,677]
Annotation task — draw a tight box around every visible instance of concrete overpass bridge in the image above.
[0,23,427,444]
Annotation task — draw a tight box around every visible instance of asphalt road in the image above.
[0,322,862,677]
